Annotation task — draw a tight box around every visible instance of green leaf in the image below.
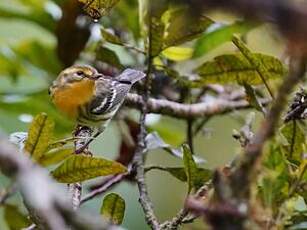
[162,46,193,61]
[146,166,212,185]
[260,143,289,209]
[51,155,127,183]
[24,113,54,161]
[96,45,122,69]
[78,0,120,19]
[101,28,123,45]
[195,53,286,85]
[13,40,61,75]
[101,193,125,225]
[4,204,31,230]
[243,82,265,113]
[139,2,213,56]
[281,121,305,164]
[183,144,198,192]
[162,7,213,48]
[38,147,73,167]
[193,21,255,57]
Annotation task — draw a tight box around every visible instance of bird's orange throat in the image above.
[52,79,95,118]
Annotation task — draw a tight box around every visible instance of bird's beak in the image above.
[91,73,104,80]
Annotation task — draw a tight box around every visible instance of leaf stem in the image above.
[232,36,275,99]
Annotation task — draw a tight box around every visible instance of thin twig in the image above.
[80,172,128,204]
[187,119,194,154]
[161,184,211,229]
[0,183,17,205]
[132,8,160,229]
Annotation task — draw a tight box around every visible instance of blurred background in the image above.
[0,0,285,229]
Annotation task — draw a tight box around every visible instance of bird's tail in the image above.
[116,69,146,84]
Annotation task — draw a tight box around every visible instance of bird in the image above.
[49,65,145,152]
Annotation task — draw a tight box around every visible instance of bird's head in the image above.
[49,65,103,118]
[49,65,103,95]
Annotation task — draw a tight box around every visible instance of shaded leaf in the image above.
[96,45,122,69]
[195,53,286,85]
[101,193,125,225]
[162,7,213,48]
[281,121,305,163]
[146,166,212,185]
[38,147,73,167]
[78,0,120,19]
[243,82,265,113]
[4,204,31,230]
[101,28,123,45]
[24,113,54,161]
[183,144,198,192]
[139,0,168,56]
[193,21,255,57]
[145,132,205,163]
[13,40,61,75]
[51,155,127,183]
[162,46,193,61]
[260,144,289,209]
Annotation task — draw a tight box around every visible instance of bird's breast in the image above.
[52,80,95,118]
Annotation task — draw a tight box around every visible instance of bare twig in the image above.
[0,183,17,205]
[161,184,212,229]
[80,172,128,204]
[187,119,194,154]
[132,8,160,229]
[125,93,269,119]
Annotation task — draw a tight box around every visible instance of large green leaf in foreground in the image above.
[51,155,127,183]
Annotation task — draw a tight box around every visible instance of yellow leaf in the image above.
[24,113,54,161]
[78,0,120,19]
[51,155,127,183]
[101,193,125,225]
[162,46,193,61]
[38,147,73,167]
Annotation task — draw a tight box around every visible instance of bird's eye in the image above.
[76,71,84,76]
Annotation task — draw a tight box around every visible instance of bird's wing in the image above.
[89,78,130,115]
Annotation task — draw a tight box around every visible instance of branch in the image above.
[0,137,118,230]
[80,172,128,204]
[125,93,269,119]
[132,10,160,229]
[0,183,17,205]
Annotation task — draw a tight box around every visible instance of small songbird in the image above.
[49,65,145,151]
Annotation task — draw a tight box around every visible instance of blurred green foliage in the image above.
[0,0,306,229]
